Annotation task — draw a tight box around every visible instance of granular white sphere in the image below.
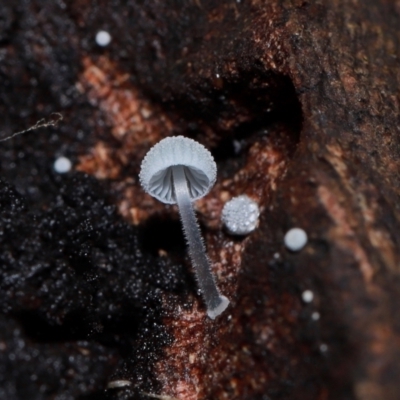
[95,30,112,47]
[222,195,260,235]
[284,227,308,251]
[54,156,72,173]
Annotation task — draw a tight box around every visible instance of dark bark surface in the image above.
[0,1,399,399]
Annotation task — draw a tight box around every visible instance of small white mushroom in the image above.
[140,136,229,319]
[221,195,260,235]
[284,227,308,251]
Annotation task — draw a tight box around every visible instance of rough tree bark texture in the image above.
[0,1,399,400]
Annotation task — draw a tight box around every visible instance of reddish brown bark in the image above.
[0,1,399,399]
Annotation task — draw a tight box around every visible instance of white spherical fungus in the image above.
[284,227,308,251]
[54,156,72,173]
[320,344,328,353]
[302,290,314,303]
[311,312,320,321]
[95,30,112,47]
[222,195,260,235]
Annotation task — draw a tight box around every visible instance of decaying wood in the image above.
[0,1,399,399]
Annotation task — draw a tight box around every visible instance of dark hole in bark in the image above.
[159,68,303,181]
[167,69,301,142]
[16,306,143,348]
[138,213,186,257]
[16,311,92,343]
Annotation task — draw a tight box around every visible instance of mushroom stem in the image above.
[172,165,229,319]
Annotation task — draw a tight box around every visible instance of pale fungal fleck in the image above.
[320,343,328,353]
[232,139,242,154]
[107,380,132,389]
[311,311,320,321]
[139,136,229,319]
[284,227,308,251]
[54,156,72,173]
[95,30,112,47]
[142,392,179,400]
[222,195,260,235]
[140,107,152,119]
[302,290,314,303]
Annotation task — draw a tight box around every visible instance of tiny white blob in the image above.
[284,227,308,251]
[302,290,314,303]
[222,195,260,235]
[95,30,112,47]
[107,380,132,389]
[232,140,242,154]
[54,156,72,173]
[319,343,328,353]
[141,392,178,400]
[311,311,320,321]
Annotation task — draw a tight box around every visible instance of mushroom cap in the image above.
[222,195,260,235]
[139,136,217,204]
